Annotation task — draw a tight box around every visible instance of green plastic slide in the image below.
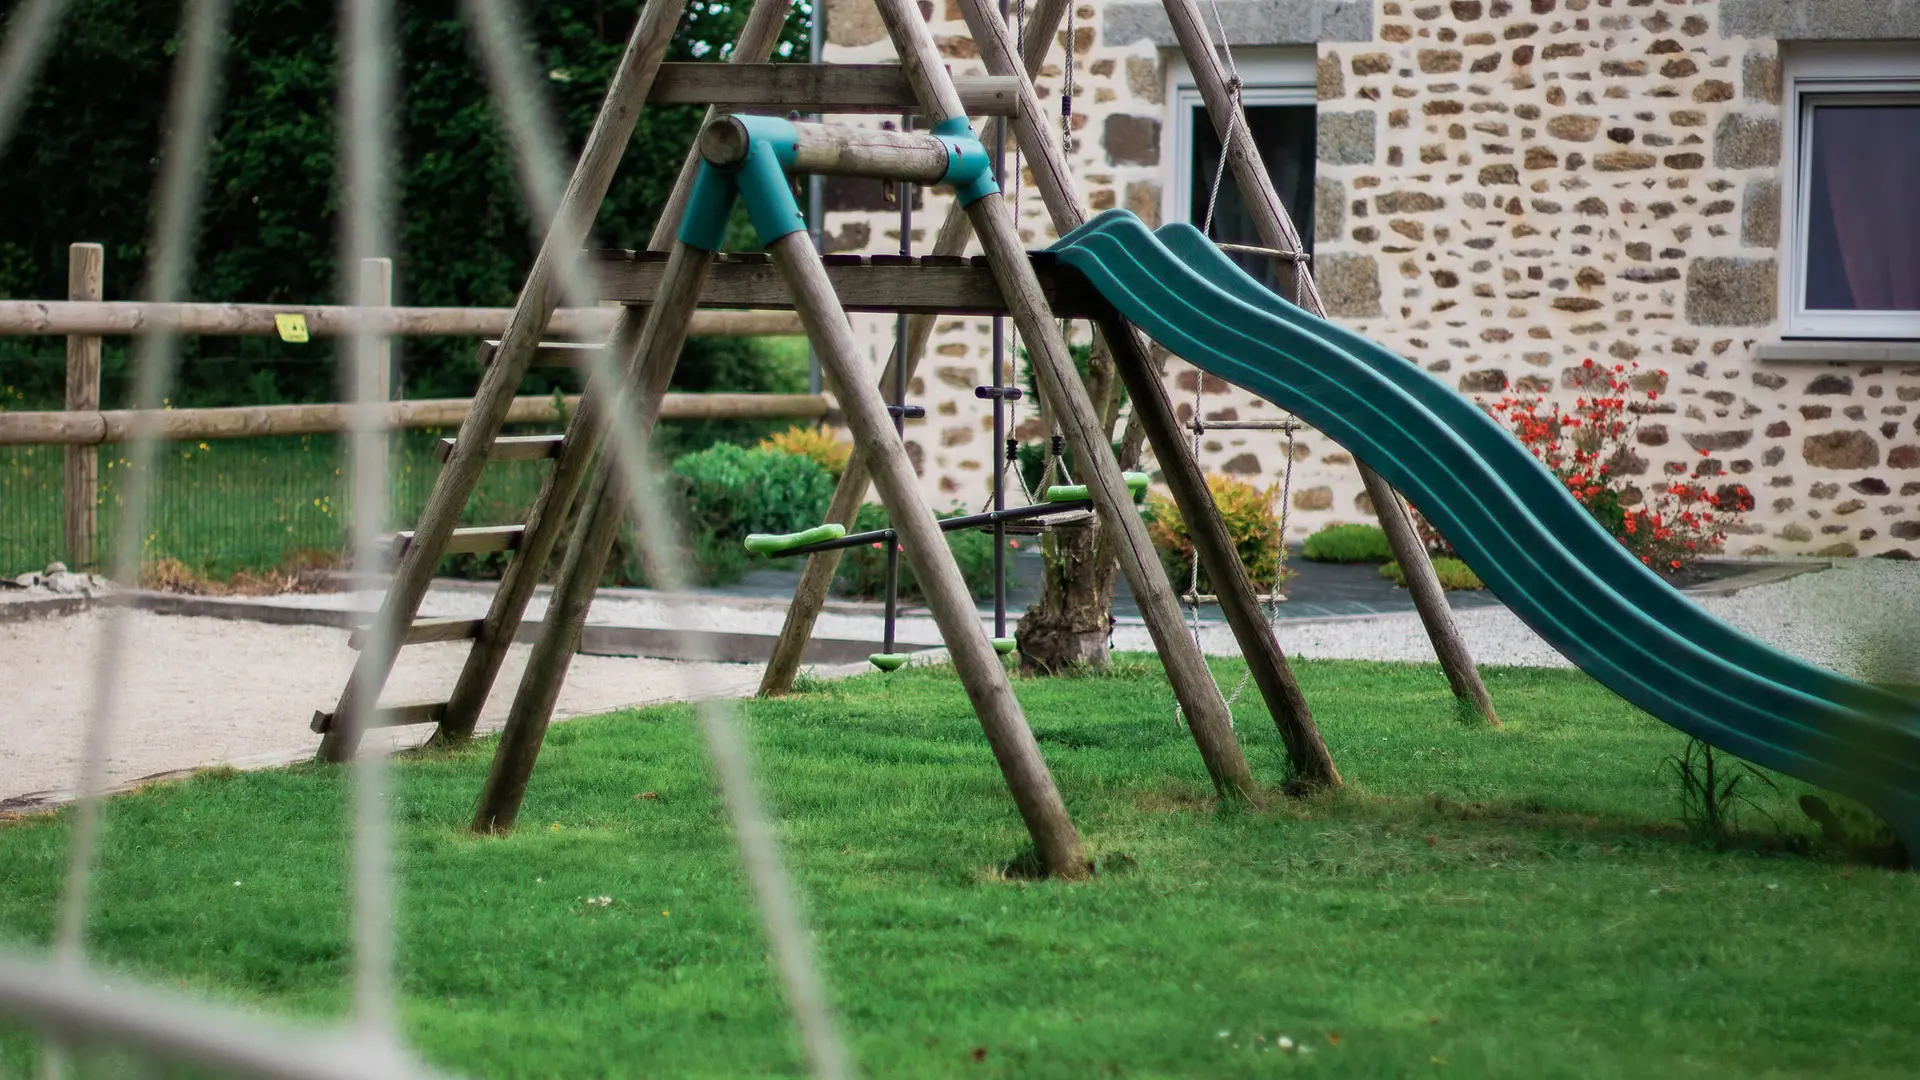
[744,523,846,556]
[1051,209,1920,855]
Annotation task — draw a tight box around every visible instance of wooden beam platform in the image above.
[648,63,1018,116]
[586,251,1108,318]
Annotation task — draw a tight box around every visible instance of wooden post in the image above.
[317,0,685,762]
[1156,0,1498,725]
[63,243,103,570]
[872,0,1259,803]
[769,229,1088,879]
[436,0,796,745]
[759,0,1069,697]
[356,257,393,539]
[1361,470,1500,724]
[951,0,1339,785]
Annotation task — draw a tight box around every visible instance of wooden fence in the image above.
[6,245,819,566]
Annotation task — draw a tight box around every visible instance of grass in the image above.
[2,656,1916,1078]
[0,432,556,577]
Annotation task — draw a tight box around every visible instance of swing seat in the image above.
[869,652,911,672]
[1043,471,1151,504]
[992,636,1018,655]
[744,523,846,555]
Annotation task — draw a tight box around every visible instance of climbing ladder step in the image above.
[309,700,448,735]
[434,434,566,464]
[347,617,482,651]
[389,525,524,559]
[476,340,603,368]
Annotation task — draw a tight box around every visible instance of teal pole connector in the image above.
[679,114,1002,251]
[931,116,998,206]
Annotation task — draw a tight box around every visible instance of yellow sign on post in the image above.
[274,313,310,343]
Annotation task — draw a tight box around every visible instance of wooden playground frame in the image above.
[315,0,1497,880]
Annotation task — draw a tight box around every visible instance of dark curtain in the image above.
[1810,103,1920,312]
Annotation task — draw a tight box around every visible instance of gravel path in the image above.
[1111,558,1920,681]
[0,610,761,806]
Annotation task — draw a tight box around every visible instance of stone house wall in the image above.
[819,0,1920,556]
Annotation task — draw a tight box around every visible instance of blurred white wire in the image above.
[0,0,71,160]
[457,1,854,1074]
[338,0,401,1044]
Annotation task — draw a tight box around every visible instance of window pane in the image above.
[1804,102,1920,312]
[1189,103,1315,290]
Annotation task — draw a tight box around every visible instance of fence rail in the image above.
[0,300,800,338]
[7,246,820,569]
[0,393,831,446]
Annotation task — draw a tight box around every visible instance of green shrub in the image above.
[1380,557,1485,591]
[605,445,834,588]
[832,503,1004,602]
[1141,474,1289,595]
[1301,523,1393,564]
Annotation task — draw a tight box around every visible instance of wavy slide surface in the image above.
[1053,209,1920,849]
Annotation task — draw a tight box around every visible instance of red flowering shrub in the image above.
[1467,359,1752,575]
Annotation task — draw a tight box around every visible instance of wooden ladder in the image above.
[311,0,779,758]
[311,1,1029,758]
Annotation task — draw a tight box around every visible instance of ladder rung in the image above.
[348,617,483,651]
[477,340,604,368]
[310,700,449,735]
[434,434,566,463]
[1187,419,1305,433]
[389,525,524,559]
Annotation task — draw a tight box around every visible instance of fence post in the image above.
[64,243,103,569]
[356,257,393,546]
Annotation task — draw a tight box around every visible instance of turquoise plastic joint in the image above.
[932,116,998,205]
[678,114,1003,249]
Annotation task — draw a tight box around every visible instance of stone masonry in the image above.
[818,0,1920,556]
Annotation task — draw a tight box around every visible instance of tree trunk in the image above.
[1015,328,1135,674]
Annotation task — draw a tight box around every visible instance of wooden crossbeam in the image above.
[390,524,522,559]
[310,700,447,735]
[434,434,565,463]
[587,251,1108,317]
[648,63,1018,116]
[347,617,482,651]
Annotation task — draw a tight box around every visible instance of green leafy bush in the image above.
[1141,474,1288,595]
[1301,523,1393,564]
[1380,557,1485,591]
[832,503,1004,602]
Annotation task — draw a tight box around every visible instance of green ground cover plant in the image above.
[1381,556,1486,591]
[1301,523,1393,564]
[2,658,1913,1078]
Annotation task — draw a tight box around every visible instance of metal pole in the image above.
[989,0,1010,638]
[881,115,912,656]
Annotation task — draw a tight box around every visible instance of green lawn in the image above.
[0,433,556,576]
[2,657,1915,1078]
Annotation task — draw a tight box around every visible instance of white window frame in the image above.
[1781,42,1920,340]
[1162,48,1317,229]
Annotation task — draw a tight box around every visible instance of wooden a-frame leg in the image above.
[758,206,972,695]
[757,0,1072,698]
[471,242,713,833]
[871,0,1260,803]
[435,0,797,743]
[952,0,1339,788]
[315,0,684,761]
[1154,0,1497,727]
[768,230,1089,879]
